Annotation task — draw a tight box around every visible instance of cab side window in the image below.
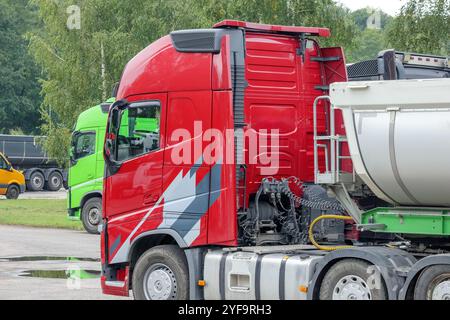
[73,132,96,160]
[116,103,161,162]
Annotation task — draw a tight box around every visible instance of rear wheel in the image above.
[46,171,63,191]
[319,259,387,300]
[81,197,102,234]
[27,171,45,191]
[132,245,189,300]
[414,265,450,300]
[6,185,20,200]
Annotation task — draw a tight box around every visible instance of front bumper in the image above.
[19,184,26,193]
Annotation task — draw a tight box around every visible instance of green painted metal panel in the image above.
[361,207,450,236]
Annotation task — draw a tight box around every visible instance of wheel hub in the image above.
[432,280,450,300]
[33,176,42,187]
[333,275,372,300]
[9,188,18,197]
[144,264,177,300]
[88,208,100,225]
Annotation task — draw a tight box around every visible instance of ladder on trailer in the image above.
[312,96,362,223]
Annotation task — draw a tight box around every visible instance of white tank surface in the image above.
[330,78,450,207]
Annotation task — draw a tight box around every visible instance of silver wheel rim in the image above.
[143,263,177,300]
[51,176,60,186]
[333,275,372,300]
[33,176,43,188]
[432,280,450,300]
[88,208,100,225]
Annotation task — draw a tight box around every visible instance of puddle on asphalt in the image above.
[0,256,100,262]
[18,269,101,279]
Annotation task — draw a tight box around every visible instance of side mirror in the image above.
[69,146,77,166]
[6,164,12,171]
[104,99,129,175]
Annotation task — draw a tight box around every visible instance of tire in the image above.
[27,171,45,191]
[6,185,20,200]
[414,265,450,300]
[46,171,63,191]
[319,259,387,300]
[81,197,102,234]
[132,245,189,300]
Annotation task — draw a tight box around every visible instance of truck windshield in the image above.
[116,103,160,162]
[72,132,96,161]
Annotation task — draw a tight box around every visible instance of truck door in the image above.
[104,93,166,219]
[70,130,98,191]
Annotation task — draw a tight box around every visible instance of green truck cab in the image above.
[68,98,159,234]
[67,99,113,234]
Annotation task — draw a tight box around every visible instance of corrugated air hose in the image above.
[308,215,354,251]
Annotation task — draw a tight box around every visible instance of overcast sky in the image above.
[336,0,408,16]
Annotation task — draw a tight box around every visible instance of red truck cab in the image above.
[101,20,348,299]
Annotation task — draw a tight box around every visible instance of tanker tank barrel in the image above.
[329,78,450,207]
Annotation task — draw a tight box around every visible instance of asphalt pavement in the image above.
[0,225,130,300]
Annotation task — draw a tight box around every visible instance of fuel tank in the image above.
[203,249,322,300]
[330,79,450,207]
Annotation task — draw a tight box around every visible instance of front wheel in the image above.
[132,245,189,300]
[414,265,450,300]
[319,259,387,300]
[6,185,20,200]
[81,197,102,234]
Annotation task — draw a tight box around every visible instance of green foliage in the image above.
[387,0,450,55]
[352,7,393,31]
[8,128,25,135]
[0,0,42,134]
[345,29,387,63]
[344,7,394,63]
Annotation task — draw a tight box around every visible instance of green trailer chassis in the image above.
[359,207,450,236]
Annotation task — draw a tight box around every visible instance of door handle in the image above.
[143,193,160,205]
[348,84,369,90]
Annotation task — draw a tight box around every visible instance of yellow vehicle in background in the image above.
[0,152,25,199]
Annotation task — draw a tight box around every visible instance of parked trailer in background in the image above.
[100,20,450,300]
[0,134,67,192]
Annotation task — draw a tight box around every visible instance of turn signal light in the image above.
[298,285,308,293]
[198,280,206,287]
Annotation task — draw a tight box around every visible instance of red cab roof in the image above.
[213,20,331,37]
